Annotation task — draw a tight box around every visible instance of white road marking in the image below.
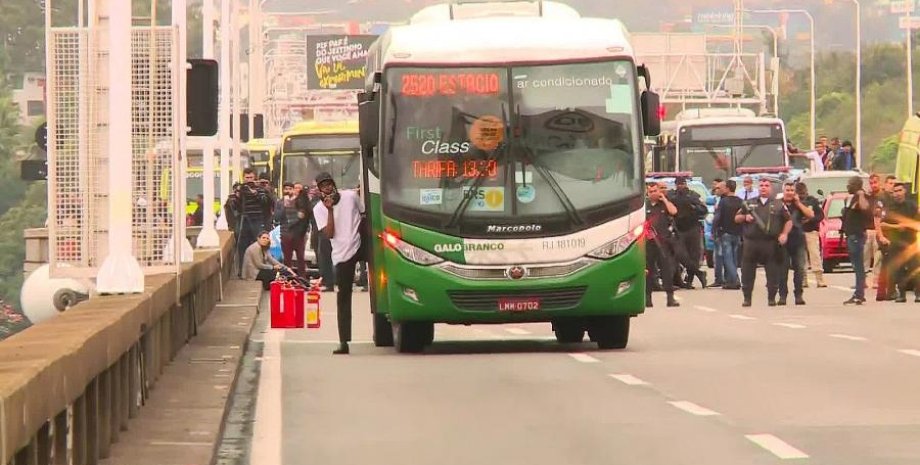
[505,328,531,335]
[569,353,600,363]
[668,401,720,416]
[608,374,649,386]
[773,322,806,329]
[148,441,212,447]
[745,434,810,459]
[695,305,718,313]
[728,314,757,321]
[251,323,283,464]
[898,349,920,357]
[829,333,867,341]
[831,285,851,292]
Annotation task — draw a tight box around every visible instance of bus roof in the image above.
[375,15,633,66]
[676,116,785,128]
[245,138,280,149]
[282,120,359,137]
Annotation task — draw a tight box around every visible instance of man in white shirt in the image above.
[738,176,757,201]
[313,172,365,355]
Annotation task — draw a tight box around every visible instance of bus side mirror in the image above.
[359,95,380,148]
[641,91,661,137]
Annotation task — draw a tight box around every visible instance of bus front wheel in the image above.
[587,316,630,350]
[553,319,586,344]
[393,321,432,353]
[373,313,394,347]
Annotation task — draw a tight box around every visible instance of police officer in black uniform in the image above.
[668,176,708,289]
[735,178,792,307]
[645,183,680,308]
[877,182,920,302]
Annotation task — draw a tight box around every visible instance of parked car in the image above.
[798,170,868,202]
[819,192,850,273]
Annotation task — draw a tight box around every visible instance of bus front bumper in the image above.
[380,243,646,324]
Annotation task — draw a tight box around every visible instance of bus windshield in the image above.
[186,171,221,201]
[382,61,642,235]
[282,135,361,188]
[678,123,786,185]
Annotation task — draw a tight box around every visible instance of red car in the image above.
[819,192,851,273]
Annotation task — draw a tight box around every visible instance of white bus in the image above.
[671,115,789,185]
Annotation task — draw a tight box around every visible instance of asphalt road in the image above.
[245,269,920,465]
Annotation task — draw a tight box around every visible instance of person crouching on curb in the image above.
[243,231,291,290]
[312,172,364,355]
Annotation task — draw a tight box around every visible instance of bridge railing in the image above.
[1,232,234,465]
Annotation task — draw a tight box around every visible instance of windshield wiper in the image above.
[445,104,510,230]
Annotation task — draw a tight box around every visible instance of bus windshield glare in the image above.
[282,135,361,188]
[382,61,642,234]
[678,123,785,185]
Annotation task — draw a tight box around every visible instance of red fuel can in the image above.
[271,283,301,328]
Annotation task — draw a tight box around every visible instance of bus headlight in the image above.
[382,231,445,266]
[587,224,644,260]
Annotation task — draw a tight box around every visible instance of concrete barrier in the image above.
[1,232,234,465]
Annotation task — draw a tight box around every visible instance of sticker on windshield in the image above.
[516,185,536,204]
[469,115,505,151]
[605,84,633,114]
[420,188,443,206]
[462,186,505,212]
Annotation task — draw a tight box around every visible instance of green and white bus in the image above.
[357,0,662,352]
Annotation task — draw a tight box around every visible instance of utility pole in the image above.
[96,0,144,293]
[198,0,221,248]
[216,0,232,231]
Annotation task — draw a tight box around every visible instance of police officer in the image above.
[645,183,680,308]
[668,176,708,289]
[778,182,814,306]
[877,182,920,303]
[735,178,792,307]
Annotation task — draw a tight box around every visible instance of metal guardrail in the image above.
[1,232,234,465]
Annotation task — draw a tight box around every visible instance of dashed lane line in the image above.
[668,401,721,417]
[608,374,649,386]
[728,314,757,321]
[505,328,531,335]
[695,305,718,313]
[773,322,806,329]
[898,349,920,357]
[745,434,810,459]
[568,353,600,363]
[831,285,851,292]
[828,333,868,342]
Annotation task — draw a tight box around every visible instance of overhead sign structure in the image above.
[306,34,378,90]
[891,1,916,14]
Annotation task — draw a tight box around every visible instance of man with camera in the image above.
[645,183,680,308]
[226,168,273,278]
[312,172,364,355]
[777,182,815,306]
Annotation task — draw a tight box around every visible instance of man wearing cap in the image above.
[313,172,364,355]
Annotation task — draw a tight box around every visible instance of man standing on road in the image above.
[876,175,898,301]
[645,183,680,308]
[778,182,814,306]
[669,176,708,289]
[274,182,310,277]
[313,172,364,355]
[713,179,743,289]
[877,183,919,303]
[797,182,825,288]
[736,179,792,307]
[842,176,872,305]
[864,174,883,290]
[738,176,757,201]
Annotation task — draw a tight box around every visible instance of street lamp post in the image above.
[751,9,815,148]
[853,0,862,168]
